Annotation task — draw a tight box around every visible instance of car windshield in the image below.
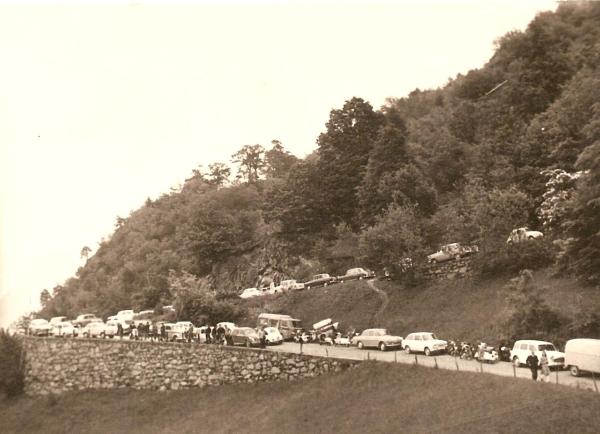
[539,344,557,351]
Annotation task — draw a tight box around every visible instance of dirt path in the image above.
[367,279,389,324]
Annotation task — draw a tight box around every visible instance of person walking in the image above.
[526,350,540,381]
[540,350,550,383]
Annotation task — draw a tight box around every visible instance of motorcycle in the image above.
[460,342,475,360]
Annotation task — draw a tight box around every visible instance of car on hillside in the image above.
[50,321,76,337]
[81,320,107,338]
[403,332,447,356]
[28,319,52,337]
[427,243,478,264]
[263,327,284,345]
[304,273,337,289]
[336,267,375,283]
[506,227,544,244]
[352,329,403,351]
[231,327,261,347]
[73,313,101,328]
[239,287,264,299]
[116,309,136,321]
[510,340,565,369]
[279,279,305,292]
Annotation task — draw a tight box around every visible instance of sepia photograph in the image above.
[1,0,600,432]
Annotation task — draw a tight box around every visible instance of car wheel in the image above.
[424,347,431,356]
[404,346,411,354]
[570,365,580,377]
[357,341,364,350]
[512,356,520,367]
[379,342,387,351]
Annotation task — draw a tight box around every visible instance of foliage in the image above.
[472,238,556,279]
[0,329,25,398]
[504,270,566,342]
[231,144,266,184]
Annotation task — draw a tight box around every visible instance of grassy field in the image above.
[3,362,600,434]
[234,269,600,345]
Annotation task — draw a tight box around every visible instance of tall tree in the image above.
[264,140,299,179]
[80,246,91,260]
[231,144,265,184]
[207,162,231,187]
[317,97,384,229]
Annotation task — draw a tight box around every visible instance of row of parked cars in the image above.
[239,267,376,299]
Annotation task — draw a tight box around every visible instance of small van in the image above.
[565,338,600,377]
[510,339,565,368]
[257,313,302,341]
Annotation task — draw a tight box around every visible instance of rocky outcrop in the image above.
[22,338,356,396]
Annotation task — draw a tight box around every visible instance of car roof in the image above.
[514,339,553,345]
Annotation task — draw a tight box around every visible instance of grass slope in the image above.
[235,269,600,344]
[3,362,600,434]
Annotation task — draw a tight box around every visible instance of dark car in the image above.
[231,327,261,347]
[304,273,337,289]
[336,267,375,283]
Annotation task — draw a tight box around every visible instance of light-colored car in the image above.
[239,287,264,299]
[264,326,283,345]
[565,339,600,377]
[231,327,261,347]
[73,313,101,328]
[507,227,544,244]
[510,340,565,368]
[403,332,447,356]
[279,279,305,292]
[353,329,403,351]
[49,316,68,326]
[336,267,376,283]
[81,320,107,338]
[427,243,478,264]
[116,309,135,321]
[105,319,122,337]
[28,319,52,337]
[304,273,336,289]
[51,321,76,337]
[216,322,236,332]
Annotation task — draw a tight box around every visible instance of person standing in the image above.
[540,350,550,383]
[205,326,212,344]
[526,350,540,381]
[258,327,266,348]
[160,323,166,342]
[117,322,123,340]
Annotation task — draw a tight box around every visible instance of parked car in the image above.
[231,327,261,347]
[264,327,284,345]
[427,243,478,264]
[278,279,305,292]
[116,309,135,321]
[51,321,76,337]
[257,313,302,341]
[239,287,264,299]
[403,332,447,356]
[507,227,544,244]
[81,320,107,338]
[353,329,403,351]
[72,313,101,328]
[164,323,183,341]
[510,340,565,368]
[336,267,376,283]
[304,273,336,289]
[28,319,52,337]
[565,339,600,377]
[49,316,68,326]
[105,319,123,337]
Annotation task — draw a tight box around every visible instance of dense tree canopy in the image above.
[38,2,600,320]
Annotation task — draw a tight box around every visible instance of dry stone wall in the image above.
[22,338,356,396]
[424,257,472,280]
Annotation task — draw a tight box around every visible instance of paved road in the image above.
[267,342,600,393]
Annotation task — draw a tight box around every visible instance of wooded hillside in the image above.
[39,3,600,320]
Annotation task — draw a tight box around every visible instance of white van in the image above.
[565,339,600,377]
[257,313,302,340]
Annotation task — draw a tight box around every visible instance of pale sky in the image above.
[0,1,556,327]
